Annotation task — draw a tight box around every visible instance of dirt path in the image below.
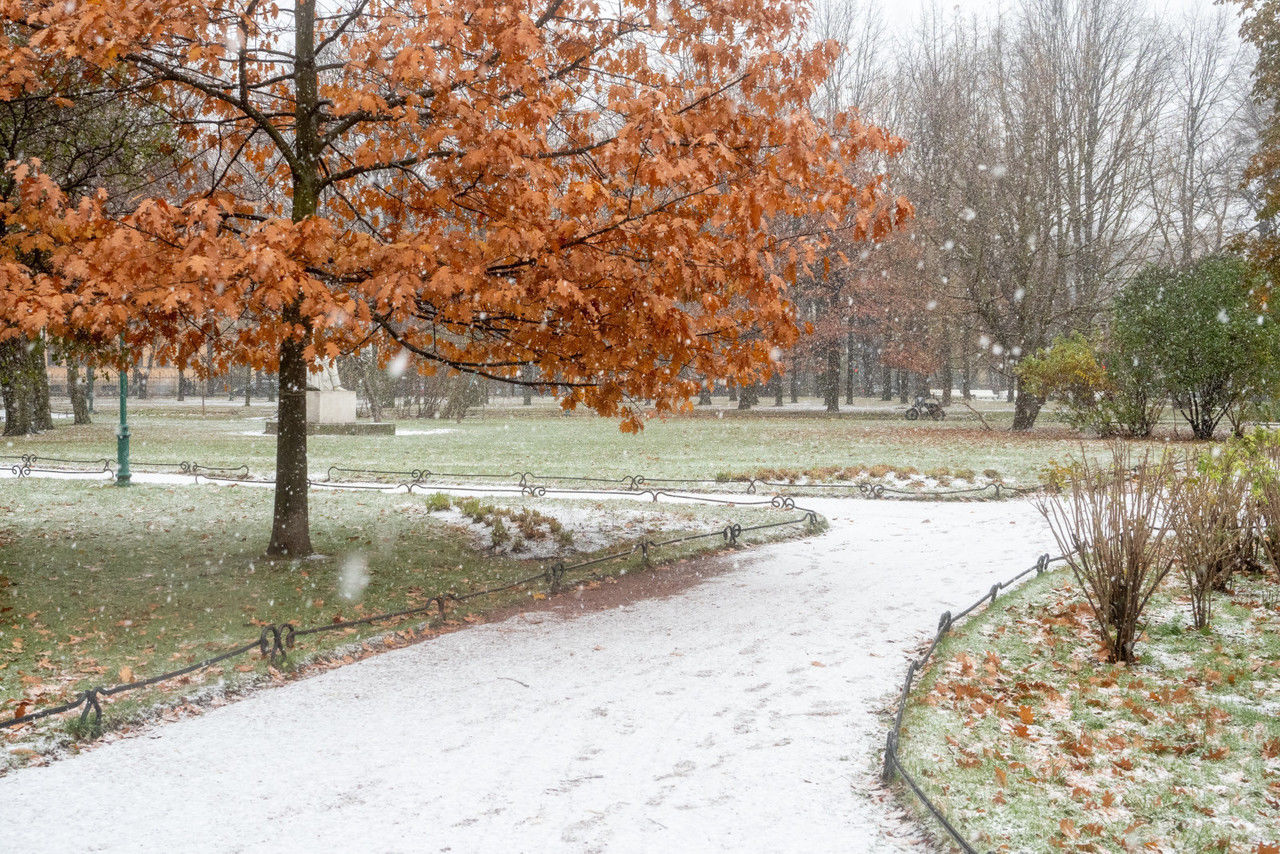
[0,497,1053,853]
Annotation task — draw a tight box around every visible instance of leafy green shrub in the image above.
[1114,256,1280,439]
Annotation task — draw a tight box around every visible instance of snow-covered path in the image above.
[0,498,1053,853]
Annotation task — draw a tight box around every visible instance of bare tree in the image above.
[1147,8,1254,265]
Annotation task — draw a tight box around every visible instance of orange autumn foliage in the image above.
[0,0,911,552]
[1,0,909,418]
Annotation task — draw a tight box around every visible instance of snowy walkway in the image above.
[0,497,1053,853]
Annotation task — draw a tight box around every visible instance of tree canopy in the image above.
[0,0,910,554]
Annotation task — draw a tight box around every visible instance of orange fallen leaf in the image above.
[1018,705,1034,725]
[118,665,133,683]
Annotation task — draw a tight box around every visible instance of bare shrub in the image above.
[1168,462,1249,629]
[1037,448,1178,663]
[1250,440,1280,577]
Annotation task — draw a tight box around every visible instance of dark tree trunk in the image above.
[68,362,91,424]
[897,370,909,404]
[880,362,892,401]
[737,382,758,409]
[0,338,27,435]
[728,380,738,403]
[940,358,953,405]
[1012,384,1045,432]
[86,364,95,412]
[860,341,875,396]
[267,3,322,557]
[244,366,252,407]
[31,341,53,431]
[269,310,313,557]
[789,370,799,403]
[845,329,856,405]
[823,342,840,412]
[177,367,185,401]
[773,372,784,406]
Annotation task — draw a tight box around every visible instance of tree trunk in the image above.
[87,364,95,412]
[728,380,738,402]
[31,340,53,430]
[1012,384,1045,431]
[773,372,784,406]
[897,370,909,404]
[0,338,29,435]
[177,367,185,401]
[268,0,318,558]
[880,362,892,401]
[68,362,91,424]
[845,329,856,404]
[269,324,313,556]
[244,366,252,407]
[823,342,841,412]
[737,382,758,409]
[860,341,875,396]
[789,370,799,403]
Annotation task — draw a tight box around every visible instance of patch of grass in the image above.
[0,479,818,762]
[898,569,1280,852]
[4,402,1188,489]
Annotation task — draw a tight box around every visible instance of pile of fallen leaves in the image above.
[900,573,1280,852]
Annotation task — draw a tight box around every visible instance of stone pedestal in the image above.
[264,388,395,435]
[306,389,357,424]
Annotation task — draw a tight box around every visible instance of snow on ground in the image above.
[0,497,1052,853]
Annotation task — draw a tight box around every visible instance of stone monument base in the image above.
[263,388,394,435]
[307,388,357,423]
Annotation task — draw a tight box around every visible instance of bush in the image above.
[1017,332,1165,437]
[1222,429,1280,576]
[1113,256,1280,440]
[1017,333,1112,432]
[1168,460,1249,629]
[1037,447,1178,663]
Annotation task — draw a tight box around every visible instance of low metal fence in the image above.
[881,552,1066,852]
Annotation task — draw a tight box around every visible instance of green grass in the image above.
[4,401,1201,488]
[0,478,816,762]
[897,568,1280,852]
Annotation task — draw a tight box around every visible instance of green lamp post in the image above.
[116,335,130,486]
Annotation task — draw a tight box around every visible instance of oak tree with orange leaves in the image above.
[0,0,909,556]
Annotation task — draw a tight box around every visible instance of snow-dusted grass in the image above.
[898,568,1280,852]
[0,479,812,763]
[2,401,1182,487]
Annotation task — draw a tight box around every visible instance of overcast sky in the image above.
[870,0,1245,36]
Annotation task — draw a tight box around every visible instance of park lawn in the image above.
[1,401,1190,488]
[0,478,815,764]
[897,569,1280,853]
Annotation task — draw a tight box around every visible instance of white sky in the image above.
[871,0,1244,35]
